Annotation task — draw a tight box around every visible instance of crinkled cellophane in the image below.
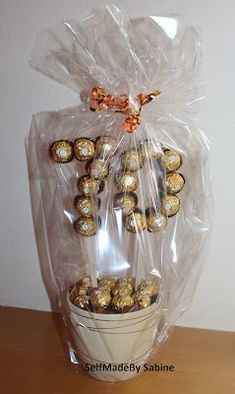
[27,4,212,382]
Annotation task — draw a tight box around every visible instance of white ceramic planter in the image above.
[67,293,162,381]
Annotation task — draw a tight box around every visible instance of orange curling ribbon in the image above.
[90,87,161,133]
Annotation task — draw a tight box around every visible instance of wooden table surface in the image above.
[0,306,234,394]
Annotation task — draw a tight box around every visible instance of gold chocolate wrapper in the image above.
[90,288,111,310]
[137,280,159,297]
[74,138,95,161]
[113,192,138,215]
[69,276,159,313]
[96,136,117,158]
[141,140,162,160]
[115,278,135,292]
[122,149,144,172]
[112,290,135,312]
[98,277,117,292]
[166,172,185,194]
[112,283,132,297]
[49,140,73,163]
[72,294,90,310]
[74,285,88,296]
[77,175,102,196]
[86,158,109,180]
[126,209,146,233]
[164,149,182,172]
[115,171,138,192]
[163,195,180,217]
[74,216,98,236]
[133,291,152,309]
[74,195,98,217]
[146,210,167,232]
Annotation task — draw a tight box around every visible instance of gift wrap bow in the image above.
[90,87,161,133]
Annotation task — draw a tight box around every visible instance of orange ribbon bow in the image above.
[90,87,161,133]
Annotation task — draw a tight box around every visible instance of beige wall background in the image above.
[0,0,234,331]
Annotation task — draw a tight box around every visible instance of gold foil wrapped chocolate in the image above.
[141,140,162,160]
[74,216,98,236]
[166,172,185,194]
[74,195,99,217]
[113,192,138,215]
[123,277,135,288]
[137,280,159,297]
[86,158,109,180]
[133,290,152,309]
[75,285,88,296]
[126,209,146,233]
[77,175,102,196]
[74,138,95,161]
[72,294,90,310]
[115,171,138,192]
[112,279,134,297]
[96,136,117,158]
[69,287,82,304]
[90,288,111,311]
[163,195,180,217]
[117,278,134,292]
[98,277,117,292]
[122,149,144,172]
[164,149,182,172]
[112,290,135,312]
[69,278,92,304]
[146,210,167,232]
[49,140,73,163]
[69,276,159,313]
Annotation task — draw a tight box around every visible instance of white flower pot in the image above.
[67,293,162,381]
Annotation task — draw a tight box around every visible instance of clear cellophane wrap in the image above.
[27,4,212,382]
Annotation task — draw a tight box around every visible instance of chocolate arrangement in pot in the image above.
[69,277,159,314]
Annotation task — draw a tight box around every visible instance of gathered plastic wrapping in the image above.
[27,4,212,382]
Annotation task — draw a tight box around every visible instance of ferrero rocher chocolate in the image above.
[141,140,162,160]
[146,210,167,232]
[122,149,144,172]
[116,278,134,292]
[77,175,101,196]
[126,209,146,233]
[96,136,117,158]
[90,288,111,311]
[164,149,182,172]
[69,286,85,304]
[74,138,95,161]
[74,216,98,236]
[133,290,152,309]
[112,280,133,297]
[163,195,180,217]
[86,158,109,180]
[75,285,88,296]
[115,171,138,192]
[112,290,135,312]
[74,195,99,217]
[137,280,159,297]
[69,276,159,313]
[166,172,185,194]
[72,294,90,310]
[122,277,135,289]
[113,192,138,215]
[98,277,117,292]
[49,140,73,163]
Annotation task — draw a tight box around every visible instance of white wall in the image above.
[0,0,234,331]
